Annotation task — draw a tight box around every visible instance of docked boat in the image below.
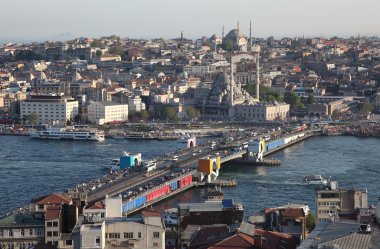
[29,125,105,141]
[162,208,178,226]
[101,159,120,171]
[303,175,328,185]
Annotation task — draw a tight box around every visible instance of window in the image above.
[153,242,158,247]
[29,229,33,236]
[0,229,3,237]
[65,240,72,246]
[153,232,160,239]
[47,222,52,227]
[95,237,100,246]
[53,222,58,227]
[138,232,141,239]
[53,231,58,236]
[124,232,133,239]
[37,230,43,236]
[47,232,52,237]
[108,233,120,239]
[8,230,13,237]
[20,229,24,236]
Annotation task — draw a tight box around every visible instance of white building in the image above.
[87,101,128,125]
[128,96,146,112]
[79,197,165,249]
[183,65,210,76]
[235,102,290,121]
[20,95,79,125]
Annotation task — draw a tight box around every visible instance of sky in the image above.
[1,0,379,42]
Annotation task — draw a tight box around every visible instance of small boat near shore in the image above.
[101,159,120,171]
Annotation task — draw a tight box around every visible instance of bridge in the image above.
[68,130,313,216]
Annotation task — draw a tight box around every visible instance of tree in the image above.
[15,50,41,61]
[360,103,374,114]
[306,94,316,105]
[90,40,105,48]
[95,50,103,57]
[162,107,178,122]
[306,213,316,232]
[284,92,304,109]
[185,107,200,120]
[108,46,125,57]
[26,112,39,126]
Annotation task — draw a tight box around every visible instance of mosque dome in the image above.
[224,29,247,47]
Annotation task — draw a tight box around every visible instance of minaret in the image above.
[256,54,260,100]
[181,31,183,43]
[222,25,225,40]
[249,20,253,49]
[230,56,234,107]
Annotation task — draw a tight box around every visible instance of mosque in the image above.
[199,22,290,121]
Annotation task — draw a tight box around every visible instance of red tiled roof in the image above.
[280,208,305,218]
[35,193,71,205]
[86,202,105,210]
[45,206,61,220]
[208,233,255,249]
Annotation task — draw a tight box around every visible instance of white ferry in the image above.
[29,125,105,141]
[101,158,120,171]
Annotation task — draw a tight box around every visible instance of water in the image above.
[0,135,379,217]
[0,136,208,215]
[154,136,380,217]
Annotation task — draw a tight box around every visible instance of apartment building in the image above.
[20,95,79,125]
[87,101,128,124]
[316,182,368,223]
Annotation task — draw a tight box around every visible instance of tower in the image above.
[181,31,183,43]
[229,56,234,107]
[256,55,260,100]
[249,20,253,49]
[222,25,225,39]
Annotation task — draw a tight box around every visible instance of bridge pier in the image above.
[198,156,221,183]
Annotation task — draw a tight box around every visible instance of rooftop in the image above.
[0,213,44,228]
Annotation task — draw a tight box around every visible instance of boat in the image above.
[112,133,125,140]
[101,159,120,171]
[162,208,178,226]
[29,125,105,141]
[303,175,328,185]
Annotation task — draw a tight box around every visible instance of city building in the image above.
[316,182,368,223]
[20,95,79,126]
[87,101,128,125]
[77,197,165,249]
[128,96,146,112]
[0,213,45,249]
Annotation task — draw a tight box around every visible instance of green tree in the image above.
[284,92,304,109]
[185,107,200,120]
[306,212,316,232]
[26,112,39,125]
[15,50,41,61]
[306,94,316,105]
[95,50,103,57]
[140,110,150,120]
[90,40,105,48]
[108,46,125,57]
[162,107,178,122]
[360,103,374,114]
